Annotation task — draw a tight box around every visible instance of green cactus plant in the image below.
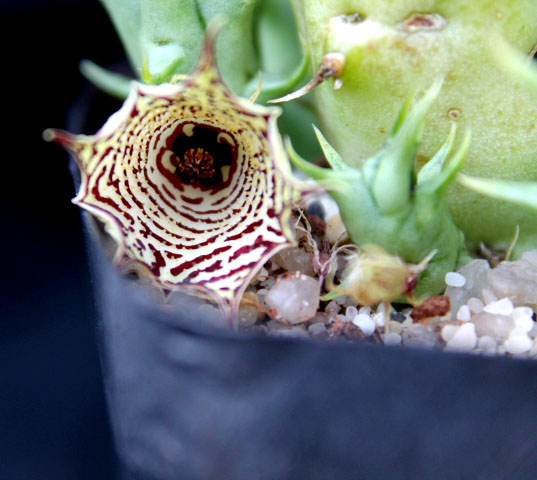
[290,0,537,255]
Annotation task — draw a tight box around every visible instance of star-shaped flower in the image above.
[45,26,300,321]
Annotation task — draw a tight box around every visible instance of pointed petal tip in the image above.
[42,128,75,147]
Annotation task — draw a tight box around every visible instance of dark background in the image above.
[1,1,124,478]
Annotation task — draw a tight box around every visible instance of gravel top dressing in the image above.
[183,198,537,361]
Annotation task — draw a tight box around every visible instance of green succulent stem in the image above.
[288,88,470,298]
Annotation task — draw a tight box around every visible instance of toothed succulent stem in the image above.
[289,87,470,298]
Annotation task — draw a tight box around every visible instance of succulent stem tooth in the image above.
[312,125,347,170]
[417,123,457,185]
[458,174,537,212]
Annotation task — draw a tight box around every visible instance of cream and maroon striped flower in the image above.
[45,27,300,320]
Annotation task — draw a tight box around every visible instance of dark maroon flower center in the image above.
[173,124,234,188]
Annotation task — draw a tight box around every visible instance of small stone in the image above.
[373,312,386,328]
[445,323,477,352]
[504,333,533,355]
[359,306,371,315]
[445,272,466,287]
[481,288,498,305]
[477,336,497,355]
[402,323,441,349]
[456,305,471,322]
[325,300,340,314]
[265,273,320,324]
[390,311,406,323]
[238,292,260,327]
[352,314,376,336]
[261,277,276,289]
[472,312,514,341]
[411,296,450,321]
[306,200,325,220]
[325,214,348,244]
[309,312,330,325]
[342,322,366,340]
[487,257,537,307]
[467,297,484,314]
[483,297,514,316]
[513,306,534,320]
[445,260,490,319]
[345,306,359,321]
[308,322,327,335]
[441,324,459,343]
[383,332,402,346]
[512,306,534,332]
[273,247,315,276]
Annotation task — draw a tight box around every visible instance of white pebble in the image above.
[477,336,497,355]
[358,306,371,315]
[467,297,484,314]
[373,312,385,327]
[513,312,534,334]
[308,322,327,335]
[456,305,472,322]
[383,332,402,346]
[445,272,466,287]
[504,333,533,355]
[483,297,514,316]
[352,314,376,336]
[345,306,359,321]
[445,323,477,352]
[441,324,459,343]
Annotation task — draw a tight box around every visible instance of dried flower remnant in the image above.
[44,26,300,321]
[324,244,436,307]
[269,52,346,103]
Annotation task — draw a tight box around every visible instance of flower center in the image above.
[178,148,216,187]
[172,124,234,188]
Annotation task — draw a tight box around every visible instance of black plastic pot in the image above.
[74,85,537,480]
